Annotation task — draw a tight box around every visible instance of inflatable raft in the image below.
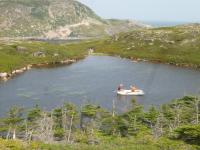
[117,89,144,96]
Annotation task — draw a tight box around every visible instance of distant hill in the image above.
[0,0,150,39]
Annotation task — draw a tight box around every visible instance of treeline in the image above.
[0,96,199,148]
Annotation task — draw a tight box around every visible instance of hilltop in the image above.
[0,0,149,39]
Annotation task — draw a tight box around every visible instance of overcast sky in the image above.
[78,0,200,23]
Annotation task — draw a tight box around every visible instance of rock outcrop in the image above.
[0,0,150,39]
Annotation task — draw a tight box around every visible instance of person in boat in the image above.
[130,85,138,92]
[117,84,124,91]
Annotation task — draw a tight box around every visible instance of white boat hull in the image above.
[117,89,144,96]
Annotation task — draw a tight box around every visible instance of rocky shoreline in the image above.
[1,55,199,82]
[94,52,200,70]
[0,59,77,81]
[125,56,200,70]
[134,58,200,70]
[92,52,200,70]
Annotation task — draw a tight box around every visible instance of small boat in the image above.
[117,89,144,96]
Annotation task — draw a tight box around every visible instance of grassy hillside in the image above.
[91,24,200,68]
[0,40,90,72]
[1,24,200,73]
[0,0,103,38]
[0,0,147,38]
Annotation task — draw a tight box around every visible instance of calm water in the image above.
[1,56,200,116]
[144,21,193,27]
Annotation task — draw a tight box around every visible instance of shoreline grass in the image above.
[0,40,90,73]
[1,25,200,73]
[88,26,200,69]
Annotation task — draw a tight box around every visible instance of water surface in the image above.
[0,56,200,116]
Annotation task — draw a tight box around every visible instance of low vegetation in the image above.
[0,96,199,149]
[91,24,200,68]
[0,0,145,38]
[1,24,200,149]
[1,24,200,73]
[0,40,90,72]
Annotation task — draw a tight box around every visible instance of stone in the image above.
[26,65,32,70]
[16,46,27,52]
[53,53,59,57]
[33,51,46,57]
[0,72,8,78]
[15,69,24,74]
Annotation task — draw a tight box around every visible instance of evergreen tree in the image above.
[4,106,24,140]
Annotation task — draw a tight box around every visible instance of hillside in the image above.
[0,39,92,76]
[0,0,149,39]
[92,23,200,68]
[1,24,200,75]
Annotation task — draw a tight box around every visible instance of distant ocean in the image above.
[143,21,194,27]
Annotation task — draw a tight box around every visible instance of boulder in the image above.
[0,72,8,78]
[26,65,32,70]
[16,46,27,52]
[22,67,26,71]
[53,53,59,57]
[33,51,46,57]
[15,69,24,74]
[2,77,8,81]
[60,59,76,64]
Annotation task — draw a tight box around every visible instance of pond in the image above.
[0,56,200,116]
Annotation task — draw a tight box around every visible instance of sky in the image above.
[78,0,200,23]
